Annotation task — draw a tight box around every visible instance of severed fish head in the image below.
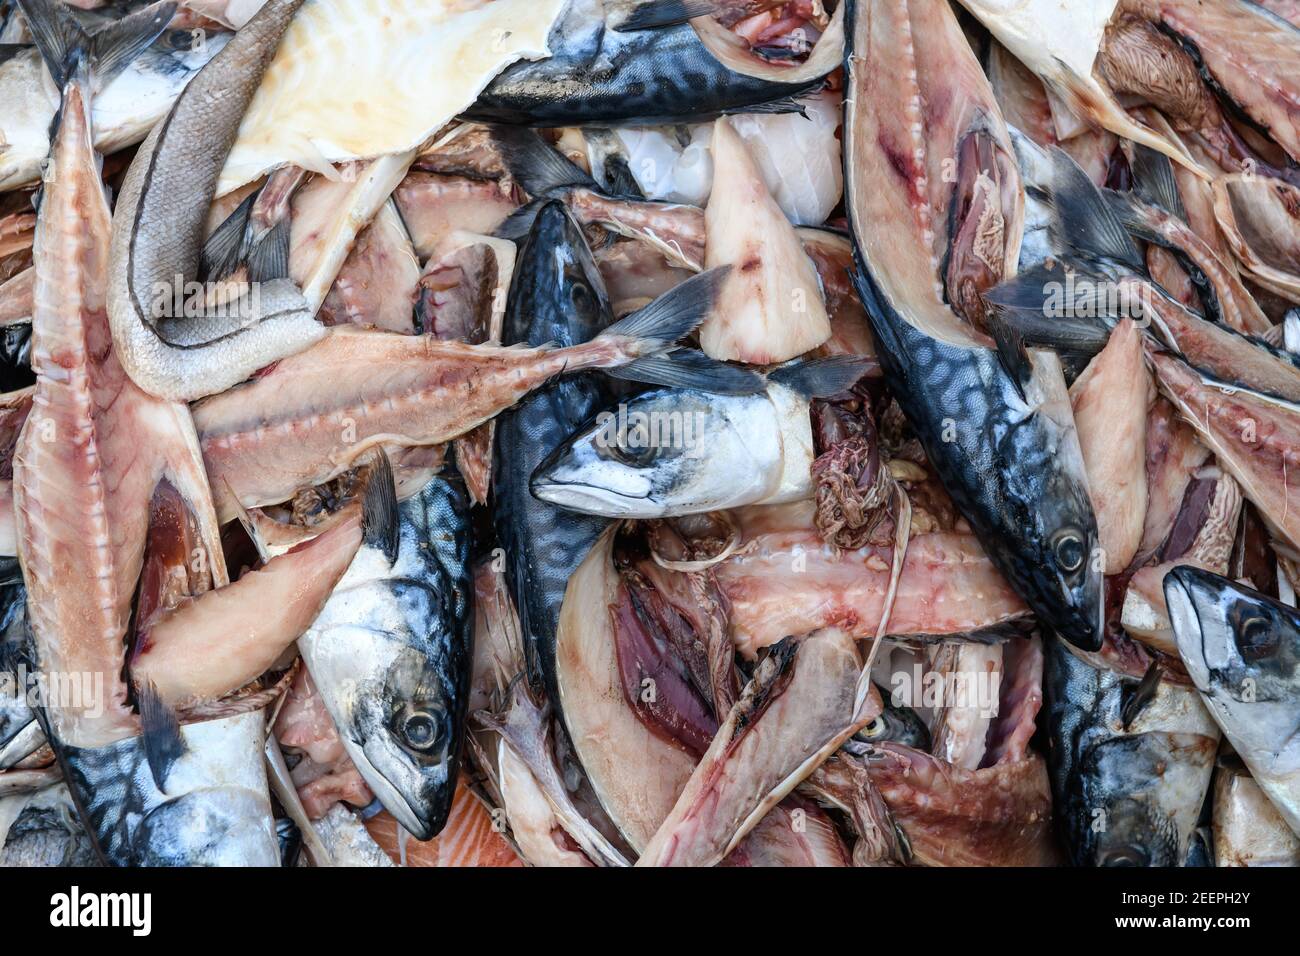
[531,387,795,517]
[1165,566,1300,779]
[338,642,462,842]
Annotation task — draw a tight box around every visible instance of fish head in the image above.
[1164,565,1300,757]
[1022,458,1105,651]
[1075,734,1192,867]
[530,389,777,517]
[506,199,612,348]
[340,641,461,841]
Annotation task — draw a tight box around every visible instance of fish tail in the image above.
[201,188,293,283]
[767,355,871,398]
[595,265,730,356]
[18,0,173,93]
[489,127,597,199]
[608,347,765,394]
[1046,147,1145,273]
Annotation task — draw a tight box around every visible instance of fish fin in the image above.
[1129,143,1186,223]
[616,0,719,31]
[362,450,399,565]
[985,308,1032,400]
[1120,661,1162,730]
[490,126,597,198]
[598,265,729,349]
[495,197,546,242]
[18,0,173,90]
[601,154,646,200]
[985,265,1114,354]
[606,348,765,394]
[201,191,256,282]
[246,215,291,283]
[1048,147,1145,274]
[86,0,174,89]
[136,678,187,793]
[724,91,815,117]
[767,355,870,398]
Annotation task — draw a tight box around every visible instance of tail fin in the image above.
[608,348,765,394]
[767,355,871,398]
[1047,147,1145,274]
[18,0,173,90]
[490,126,598,198]
[596,265,728,352]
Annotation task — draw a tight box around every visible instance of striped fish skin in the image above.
[467,0,819,126]
[492,201,614,696]
[60,711,279,867]
[299,470,474,842]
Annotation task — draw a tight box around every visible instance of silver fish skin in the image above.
[1165,566,1300,836]
[1044,635,1220,866]
[0,28,229,192]
[531,381,814,518]
[106,0,326,403]
[298,468,473,842]
[59,710,279,866]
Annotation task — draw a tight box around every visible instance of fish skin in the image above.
[851,262,1104,651]
[466,0,821,127]
[842,0,1103,651]
[0,28,229,192]
[299,469,474,841]
[106,0,327,403]
[60,709,279,866]
[1165,566,1300,836]
[1044,634,1220,866]
[492,201,614,696]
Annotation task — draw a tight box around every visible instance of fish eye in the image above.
[1052,529,1085,573]
[1098,846,1149,867]
[859,716,886,738]
[398,708,446,753]
[1233,614,1278,662]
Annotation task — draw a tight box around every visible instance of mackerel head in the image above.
[842,0,1103,650]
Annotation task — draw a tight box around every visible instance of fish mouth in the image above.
[352,735,453,841]
[1163,565,1211,689]
[530,478,654,517]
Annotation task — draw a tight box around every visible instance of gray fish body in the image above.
[298,470,473,841]
[0,29,229,191]
[852,262,1104,651]
[466,0,818,126]
[0,575,41,770]
[1044,636,1219,866]
[1165,566,1300,835]
[492,201,613,696]
[106,0,326,402]
[531,381,813,518]
[59,710,279,866]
